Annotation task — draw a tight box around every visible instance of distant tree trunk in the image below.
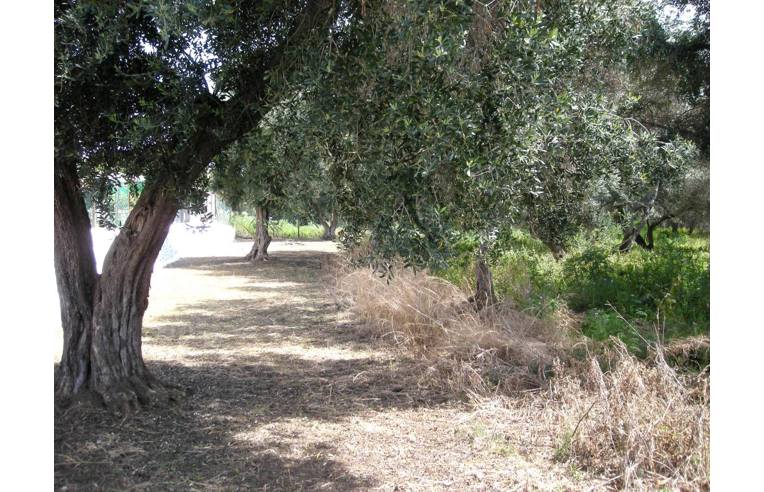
[322,210,338,240]
[619,229,641,252]
[54,159,97,401]
[635,233,650,250]
[245,206,271,262]
[245,237,258,259]
[619,183,661,253]
[645,224,656,250]
[644,214,672,250]
[621,229,652,252]
[472,243,497,311]
[543,240,565,260]
[671,222,679,234]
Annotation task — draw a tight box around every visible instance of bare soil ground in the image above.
[54,241,598,491]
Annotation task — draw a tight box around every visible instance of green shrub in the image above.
[230,213,326,240]
[562,233,709,336]
[434,227,709,354]
[580,309,645,355]
[491,248,564,315]
[230,214,258,239]
[434,235,478,287]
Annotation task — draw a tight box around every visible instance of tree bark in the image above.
[644,214,672,250]
[619,183,661,253]
[472,243,497,311]
[321,210,338,240]
[245,206,271,262]
[619,229,640,252]
[645,224,656,250]
[54,159,98,402]
[542,239,565,260]
[55,169,187,411]
[88,181,184,411]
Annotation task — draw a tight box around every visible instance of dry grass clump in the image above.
[336,263,709,490]
[546,340,709,490]
[661,335,710,370]
[337,266,561,395]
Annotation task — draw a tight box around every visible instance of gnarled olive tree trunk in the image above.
[55,172,185,411]
[619,184,661,253]
[321,210,338,240]
[54,159,98,400]
[245,205,271,262]
[472,242,496,311]
[644,214,673,251]
[621,213,673,252]
[88,182,183,411]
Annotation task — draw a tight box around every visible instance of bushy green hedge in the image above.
[434,227,710,353]
[230,214,325,240]
[564,237,709,335]
[269,220,324,240]
[230,214,258,238]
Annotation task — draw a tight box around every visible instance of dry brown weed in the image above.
[337,266,561,395]
[545,340,709,490]
[336,262,710,490]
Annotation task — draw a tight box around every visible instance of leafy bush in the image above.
[230,213,325,240]
[580,309,644,355]
[434,227,709,354]
[563,235,709,336]
[230,214,258,239]
[436,230,565,315]
[436,236,478,287]
[492,249,563,315]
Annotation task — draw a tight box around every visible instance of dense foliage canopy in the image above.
[261,0,702,269]
[53,0,709,408]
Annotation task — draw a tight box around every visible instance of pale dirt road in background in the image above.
[54,241,594,490]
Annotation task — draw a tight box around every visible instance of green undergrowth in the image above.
[231,213,325,240]
[434,227,709,356]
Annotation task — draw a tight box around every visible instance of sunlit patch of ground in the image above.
[55,240,598,491]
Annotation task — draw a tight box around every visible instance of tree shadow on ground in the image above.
[55,356,438,491]
[164,251,334,278]
[55,250,459,491]
[145,299,378,354]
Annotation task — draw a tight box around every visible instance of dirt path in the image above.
[55,242,591,491]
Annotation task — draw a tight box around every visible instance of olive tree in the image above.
[608,0,709,241]
[213,94,339,261]
[54,0,350,410]
[297,0,694,306]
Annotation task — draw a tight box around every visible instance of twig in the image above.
[570,399,598,442]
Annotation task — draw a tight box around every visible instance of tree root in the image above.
[57,373,188,415]
[101,375,187,414]
[245,253,269,262]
